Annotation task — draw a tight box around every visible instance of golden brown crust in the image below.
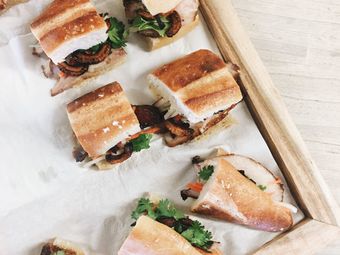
[150,49,242,119]
[67,82,140,158]
[38,11,104,53]
[152,49,225,91]
[31,0,89,29]
[67,83,122,113]
[192,159,293,232]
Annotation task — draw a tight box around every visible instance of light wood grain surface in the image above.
[230,0,340,254]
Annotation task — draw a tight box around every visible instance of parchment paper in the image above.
[0,0,304,254]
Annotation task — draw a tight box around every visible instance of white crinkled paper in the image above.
[0,0,304,254]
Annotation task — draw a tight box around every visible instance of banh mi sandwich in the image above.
[123,0,199,50]
[180,149,297,232]
[30,0,128,96]
[147,49,243,147]
[67,82,163,169]
[40,238,85,255]
[118,197,222,255]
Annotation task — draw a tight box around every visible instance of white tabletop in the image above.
[231,0,340,253]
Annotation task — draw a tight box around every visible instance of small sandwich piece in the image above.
[40,238,85,255]
[31,0,128,96]
[118,197,222,255]
[148,49,243,147]
[67,82,160,169]
[181,150,296,232]
[124,0,200,50]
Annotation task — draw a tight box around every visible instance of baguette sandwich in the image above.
[147,49,243,147]
[118,197,221,255]
[67,82,163,169]
[40,238,85,255]
[124,0,200,50]
[30,0,128,96]
[181,149,297,232]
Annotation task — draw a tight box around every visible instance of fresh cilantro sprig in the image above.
[156,199,185,220]
[131,198,214,251]
[107,17,129,48]
[198,165,214,181]
[87,17,128,53]
[131,198,156,220]
[130,15,171,37]
[181,221,214,251]
[130,134,152,152]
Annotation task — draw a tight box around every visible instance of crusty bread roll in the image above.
[31,0,107,64]
[148,49,243,123]
[50,48,127,96]
[146,15,199,51]
[118,215,206,255]
[67,82,141,158]
[191,157,293,232]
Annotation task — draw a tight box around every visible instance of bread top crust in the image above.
[67,82,141,158]
[118,215,202,255]
[31,0,107,63]
[150,50,243,122]
[192,158,293,232]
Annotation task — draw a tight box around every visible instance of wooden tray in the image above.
[199,0,340,254]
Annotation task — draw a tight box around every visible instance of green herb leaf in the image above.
[130,15,171,37]
[130,134,152,152]
[181,221,214,250]
[198,165,214,181]
[257,184,267,191]
[156,199,185,220]
[107,17,128,49]
[131,198,157,220]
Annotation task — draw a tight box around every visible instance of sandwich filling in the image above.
[42,14,127,78]
[124,0,199,38]
[129,197,215,252]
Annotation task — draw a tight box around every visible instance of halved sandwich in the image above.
[147,49,243,147]
[40,238,85,255]
[181,149,297,232]
[118,197,221,255]
[124,0,200,50]
[30,0,128,96]
[67,82,163,169]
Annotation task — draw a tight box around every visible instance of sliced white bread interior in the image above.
[191,157,293,232]
[67,82,141,159]
[118,215,220,255]
[30,0,108,64]
[50,48,127,96]
[148,49,243,123]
